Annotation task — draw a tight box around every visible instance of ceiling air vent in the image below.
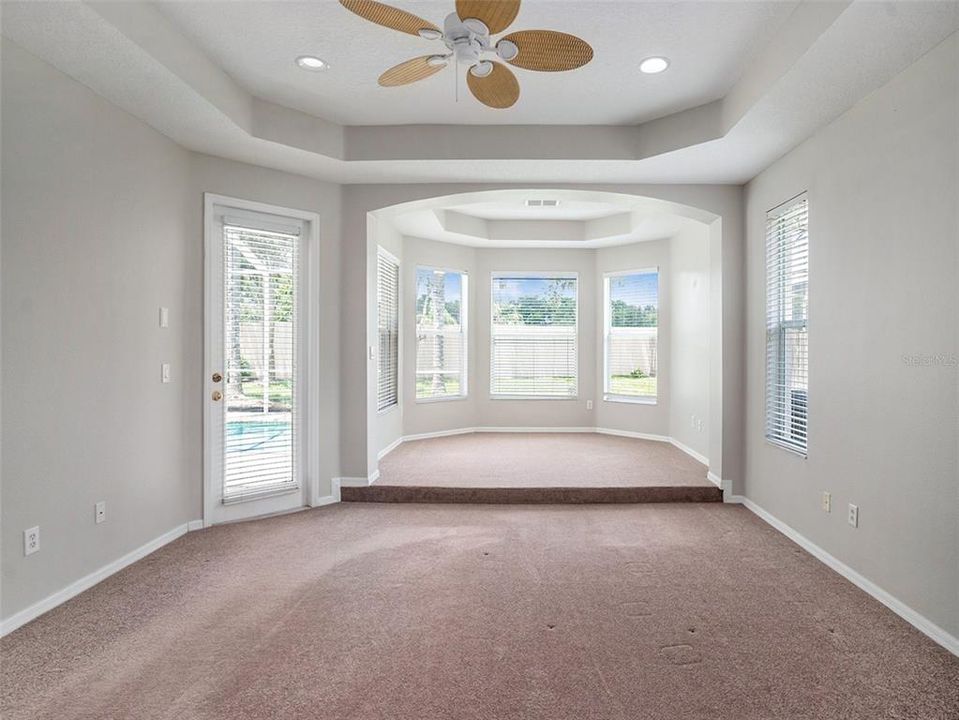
[526,199,560,207]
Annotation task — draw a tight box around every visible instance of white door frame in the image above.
[203,193,322,525]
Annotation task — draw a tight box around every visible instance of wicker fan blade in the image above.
[501,30,593,71]
[379,56,446,86]
[455,0,520,34]
[340,0,440,36]
[467,62,519,109]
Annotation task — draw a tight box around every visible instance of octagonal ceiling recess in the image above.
[384,190,691,248]
[3,1,957,184]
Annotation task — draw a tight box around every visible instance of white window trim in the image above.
[603,267,659,405]
[489,270,579,401]
[764,192,809,458]
[414,265,469,403]
[376,247,400,415]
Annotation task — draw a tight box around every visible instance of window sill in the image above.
[604,394,657,405]
[765,437,807,458]
[415,395,469,404]
[490,395,579,401]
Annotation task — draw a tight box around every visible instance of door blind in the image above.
[377,251,400,411]
[765,194,808,455]
[490,274,577,398]
[222,223,298,502]
[605,271,659,400]
[416,268,468,400]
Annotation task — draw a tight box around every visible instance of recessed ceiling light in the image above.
[296,56,329,71]
[639,56,669,74]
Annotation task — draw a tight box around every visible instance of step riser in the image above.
[341,486,722,504]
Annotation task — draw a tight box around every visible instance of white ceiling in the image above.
[157,0,798,126]
[385,190,690,247]
[3,1,958,184]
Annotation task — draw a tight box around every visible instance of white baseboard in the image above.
[735,496,958,657]
[669,438,709,466]
[336,476,373,488]
[377,436,403,461]
[594,427,671,443]
[707,472,734,502]
[474,426,597,434]
[1,520,203,637]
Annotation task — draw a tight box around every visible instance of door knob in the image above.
[212,372,223,383]
[212,391,223,401]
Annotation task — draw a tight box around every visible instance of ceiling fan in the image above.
[339,0,593,109]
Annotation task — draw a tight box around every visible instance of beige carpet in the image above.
[378,432,711,487]
[3,503,956,719]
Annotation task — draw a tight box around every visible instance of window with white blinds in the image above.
[377,250,400,411]
[416,267,468,400]
[765,194,809,455]
[222,222,299,502]
[490,273,577,398]
[604,270,659,401]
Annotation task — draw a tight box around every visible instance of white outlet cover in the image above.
[821,491,831,513]
[95,501,106,524]
[159,306,169,328]
[161,363,171,383]
[848,503,859,528]
[24,526,40,556]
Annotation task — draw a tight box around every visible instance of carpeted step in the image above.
[341,484,722,504]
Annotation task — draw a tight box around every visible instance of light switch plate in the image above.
[161,363,171,383]
[159,306,169,328]
[847,503,859,528]
[821,491,831,513]
[95,501,106,524]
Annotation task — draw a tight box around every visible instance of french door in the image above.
[204,195,319,524]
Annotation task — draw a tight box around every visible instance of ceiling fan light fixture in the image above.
[418,27,443,40]
[470,60,493,78]
[427,55,451,67]
[295,55,329,71]
[639,56,670,74]
[462,18,489,36]
[495,39,519,61]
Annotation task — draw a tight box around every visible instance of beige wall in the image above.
[1,42,342,622]
[2,42,196,619]
[743,34,958,636]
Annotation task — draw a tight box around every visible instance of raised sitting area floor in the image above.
[342,432,721,504]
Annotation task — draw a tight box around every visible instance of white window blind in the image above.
[416,268,468,400]
[604,270,659,401]
[377,250,399,411]
[222,223,298,502]
[765,194,809,455]
[490,273,577,398]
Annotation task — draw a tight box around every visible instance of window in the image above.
[376,249,399,411]
[415,268,468,400]
[490,273,577,398]
[604,270,659,402]
[765,194,808,455]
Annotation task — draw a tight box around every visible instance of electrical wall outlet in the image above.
[821,491,831,513]
[161,363,171,383]
[847,503,859,528]
[159,306,169,328]
[586,400,593,410]
[24,526,40,556]
[95,501,106,524]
